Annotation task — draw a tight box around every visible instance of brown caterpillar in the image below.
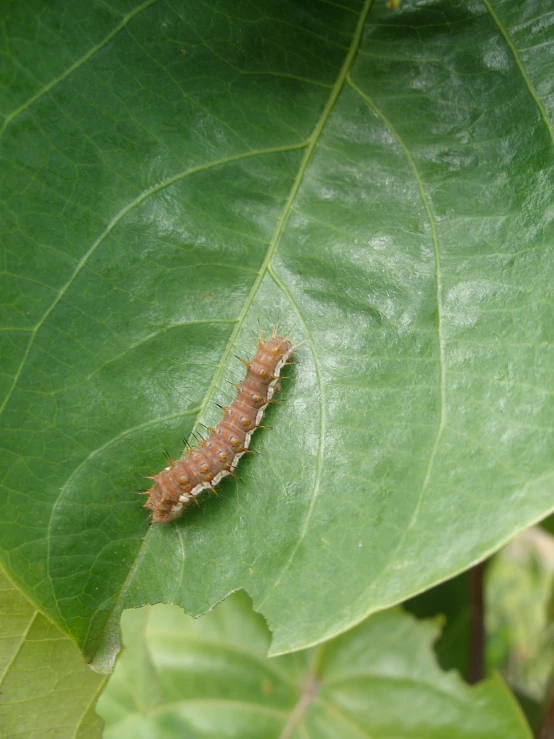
[142,328,294,524]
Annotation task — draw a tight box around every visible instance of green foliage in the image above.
[0,568,106,738]
[97,592,531,739]
[486,530,554,702]
[1,0,553,733]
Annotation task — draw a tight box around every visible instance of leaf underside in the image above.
[97,592,532,739]
[0,567,106,738]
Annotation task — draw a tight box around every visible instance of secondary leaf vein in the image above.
[346,76,446,571]
[481,0,554,146]
[0,0,161,140]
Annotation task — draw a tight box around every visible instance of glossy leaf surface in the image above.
[0,0,553,668]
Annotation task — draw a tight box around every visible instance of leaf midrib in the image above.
[93,0,374,665]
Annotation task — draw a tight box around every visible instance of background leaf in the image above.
[97,592,532,738]
[486,528,554,704]
[0,567,105,738]
[1,0,554,670]
[406,570,472,678]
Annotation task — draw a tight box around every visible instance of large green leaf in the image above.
[1,0,554,669]
[97,592,532,738]
[0,567,105,738]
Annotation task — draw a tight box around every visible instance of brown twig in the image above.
[467,561,486,685]
[539,676,554,738]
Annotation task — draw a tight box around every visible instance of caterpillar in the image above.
[142,327,295,524]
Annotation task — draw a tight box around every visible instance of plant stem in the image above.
[539,675,554,738]
[467,561,485,684]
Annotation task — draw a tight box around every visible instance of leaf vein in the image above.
[346,76,446,574]
[481,0,554,146]
[0,0,161,140]
[0,143,307,420]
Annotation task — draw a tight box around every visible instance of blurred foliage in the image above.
[486,528,554,703]
[97,591,532,738]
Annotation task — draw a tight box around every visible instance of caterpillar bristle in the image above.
[142,328,296,523]
[234,354,250,368]
[162,449,174,465]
